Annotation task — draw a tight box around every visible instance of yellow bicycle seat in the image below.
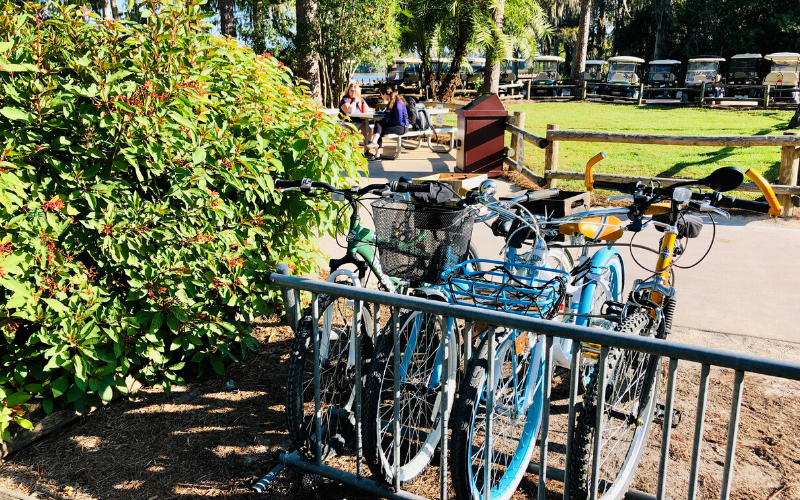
[559,216,625,241]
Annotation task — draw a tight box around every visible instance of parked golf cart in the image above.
[464,56,486,90]
[682,56,725,102]
[605,56,645,98]
[727,53,763,98]
[764,52,800,104]
[386,57,422,91]
[499,57,525,96]
[646,59,681,98]
[583,59,607,94]
[530,55,565,97]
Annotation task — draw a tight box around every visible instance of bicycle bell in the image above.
[479,179,497,198]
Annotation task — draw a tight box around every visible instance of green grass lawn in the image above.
[440,101,796,195]
[507,102,795,193]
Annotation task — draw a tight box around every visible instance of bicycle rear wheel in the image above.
[363,309,458,484]
[568,311,660,500]
[285,288,374,460]
[452,329,545,500]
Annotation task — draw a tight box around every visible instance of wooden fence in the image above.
[504,114,800,217]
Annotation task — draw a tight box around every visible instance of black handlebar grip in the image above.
[274,179,303,188]
[726,197,771,213]
[394,181,433,194]
[524,188,559,202]
[693,192,771,214]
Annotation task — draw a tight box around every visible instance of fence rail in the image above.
[503,118,800,216]
[260,272,800,500]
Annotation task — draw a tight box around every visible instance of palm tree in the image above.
[397,0,452,98]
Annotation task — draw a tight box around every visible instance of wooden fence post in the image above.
[435,103,444,127]
[637,84,645,105]
[763,85,770,109]
[512,112,526,173]
[699,83,706,106]
[581,81,587,100]
[779,131,800,217]
[545,124,559,189]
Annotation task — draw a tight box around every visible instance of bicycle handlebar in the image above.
[745,168,782,217]
[693,192,772,214]
[274,178,442,198]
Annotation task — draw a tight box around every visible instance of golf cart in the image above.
[499,57,525,96]
[727,53,763,98]
[605,56,645,98]
[465,56,486,90]
[583,59,607,94]
[646,59,681,98]
[683,56,725,101]
[530,55,565,97]
[764,52,800,104]
[386,57,422,90]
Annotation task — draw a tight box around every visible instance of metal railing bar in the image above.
[657,358,679,500]
[720,370,745,500]
[353,300,363,478]
[392,307,401,492]
[280,451,430,500]
[591,345,610,500]
[539,335,554,500]
[688,364,711,500]
[485,327,496,500]
[312,294,323,466]
[563,342,581,500]
[267,274,800,380]
[440,317,451,500]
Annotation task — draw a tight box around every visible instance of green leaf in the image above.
[42,397,54,414]
[0,41,12,53]
[0,107,34,122]
[6,392,31,406]
[44,298,69,313]
[150,312,163,334]
[16,418,33,430]
[209,355,225,375]
[192,147,207,166]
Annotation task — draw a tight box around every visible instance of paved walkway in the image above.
[318,147,800,344]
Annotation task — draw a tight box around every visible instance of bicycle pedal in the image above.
[653,403,682,429]
[601,300,624,318]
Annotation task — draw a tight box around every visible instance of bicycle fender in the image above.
[410,287,449,302]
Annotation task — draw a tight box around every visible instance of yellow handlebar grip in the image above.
[745,168,782,218]
[584,152,606,191]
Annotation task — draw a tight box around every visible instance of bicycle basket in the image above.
[371,199,475,284]
[442,259,568,319]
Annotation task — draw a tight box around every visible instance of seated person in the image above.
[339,82,371,153]
[365,84,409,161]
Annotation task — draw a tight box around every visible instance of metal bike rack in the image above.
[257,272,800,500]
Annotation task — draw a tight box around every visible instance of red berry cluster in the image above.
[42,195,65,212]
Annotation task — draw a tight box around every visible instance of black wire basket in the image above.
[371,199,475,284]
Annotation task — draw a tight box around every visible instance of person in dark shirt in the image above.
[339,82,371,151]
[366,84,409,161]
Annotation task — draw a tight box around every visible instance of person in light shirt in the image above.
[339,82,371,155]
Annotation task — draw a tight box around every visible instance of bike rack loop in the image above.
[257,271,800,500]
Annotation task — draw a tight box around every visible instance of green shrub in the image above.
[0,0,364,439]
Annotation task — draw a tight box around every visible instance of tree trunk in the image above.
[252,0,265,54]
[110,0,118,19]
[481,0,505,95]
[296,0,322,105]
[104,0,112,20]
[652,0,670,60]
[571,0,591,82]
[790,105,800,129]
[436,0,474,102]
[219,0,236,37]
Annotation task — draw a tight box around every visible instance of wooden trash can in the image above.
[455,93,508,177]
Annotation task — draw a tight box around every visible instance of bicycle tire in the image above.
[468,242,483,271]
[568,311,660,500]
[363,309,458,484]
[452,329,545,500]
[285,292,374,460]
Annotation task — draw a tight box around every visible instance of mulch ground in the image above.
[1,312,799,500]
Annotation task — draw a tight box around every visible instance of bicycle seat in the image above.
[559,216,624,241]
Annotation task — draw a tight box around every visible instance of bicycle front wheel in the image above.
[285,291,374,460]
[452,330,545,500]
[363,309,458,484]
[568,312,660,500]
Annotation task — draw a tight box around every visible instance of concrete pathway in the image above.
[317,147,800,344]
